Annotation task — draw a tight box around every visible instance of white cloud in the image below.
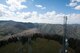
[0,0,28,21]
[68,0,80,10]
[35,5,46,9]
[67,13,80,24]
[0,0,28,18]
[0,0,80,24]
[6,0,28,11]
[68,2,77,7]
[70,0,80,3]
[73,0,80,2]
[41,7,46,9]
[0,4,9,17]
[35,5,43,8]
[0,4,8,11]
[75,5,80,10]
[0,10,80,24]
[22,11,80,24]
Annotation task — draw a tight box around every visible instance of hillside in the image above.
[0,38,74,53]
[0,21,35,36]
[0,25,79,53]
[0,21,80,39]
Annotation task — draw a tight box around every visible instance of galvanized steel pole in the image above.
[62,16,68,53]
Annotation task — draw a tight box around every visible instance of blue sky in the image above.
[0,0,78,14]
[19,0,80,14]
[0,0,80,24]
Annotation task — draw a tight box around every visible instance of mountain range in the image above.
[0,20,80,39]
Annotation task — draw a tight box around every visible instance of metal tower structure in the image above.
[18,37,23,53]
[28,37,32,53]
[62,16,68,53]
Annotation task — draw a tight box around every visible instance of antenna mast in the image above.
[63,16,68,53]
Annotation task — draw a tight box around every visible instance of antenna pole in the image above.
[62,16,68,53]
[28,37,32,53]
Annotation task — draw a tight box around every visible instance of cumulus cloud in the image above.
[35,5,46,9]
[0,0,28,21]
[0,9,80,24]
[68,2,77,7]
[5,11,78,24]
[0,0,28,18]
[67,13,80,24]
[6,0,28,11]
[75,5,80,10]
[0,4,9,17]
[25,12,80,24]
[0,0,80,24]
[72,0,80,2]
[68,0,80,10]
[35,5,43,8]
